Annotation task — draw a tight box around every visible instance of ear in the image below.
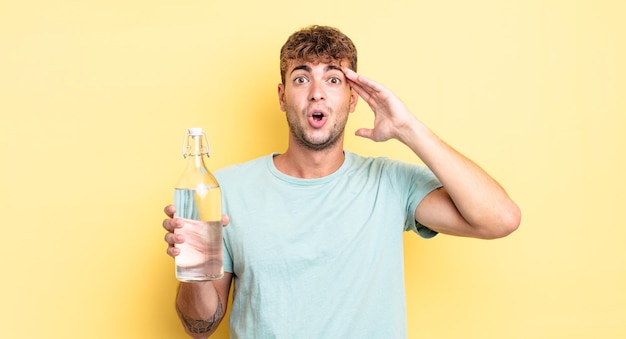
[348,87,359,113]
[277,83,286,112]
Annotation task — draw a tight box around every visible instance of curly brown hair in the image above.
[279,25,358,84]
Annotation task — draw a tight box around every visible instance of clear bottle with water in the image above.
[174,128,223,282]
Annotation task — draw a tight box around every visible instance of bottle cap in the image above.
[188,127,203,136]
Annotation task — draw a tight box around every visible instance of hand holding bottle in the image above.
[162,204,229,258]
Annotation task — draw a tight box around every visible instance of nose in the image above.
[309,81,325,101]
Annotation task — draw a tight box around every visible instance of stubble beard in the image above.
[287,108,348,151]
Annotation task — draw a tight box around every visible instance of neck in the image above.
[273,142,345,179]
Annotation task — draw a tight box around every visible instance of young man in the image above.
[162,25,520,338]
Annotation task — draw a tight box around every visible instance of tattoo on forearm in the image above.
[176,297,224,334]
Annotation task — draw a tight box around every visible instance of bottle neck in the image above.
[184,135,209,158]
[176,129,218,190]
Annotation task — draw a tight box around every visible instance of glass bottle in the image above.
[174,128,223,281]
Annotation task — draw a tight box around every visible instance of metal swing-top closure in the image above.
[182,127,211,159]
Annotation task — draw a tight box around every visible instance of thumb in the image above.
[355,128,374,140]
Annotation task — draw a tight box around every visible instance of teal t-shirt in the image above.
[215,151,442,338]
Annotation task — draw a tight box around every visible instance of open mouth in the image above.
[312,112,324,121]
[308,111,327,128]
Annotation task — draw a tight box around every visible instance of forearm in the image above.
[399,119,520,236]
[176,282,225,338]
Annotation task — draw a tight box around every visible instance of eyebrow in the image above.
[290,64,344,76]
[290,64,312,74]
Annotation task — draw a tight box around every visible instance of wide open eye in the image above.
[294,76,308,84]
[328,77,341,84]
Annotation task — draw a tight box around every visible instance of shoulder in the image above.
[215,154,273,184]
[345,151,425,175]
[344,151,386,171]
[345,151,440,187]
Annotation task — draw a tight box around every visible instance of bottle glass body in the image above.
[174,129,223,282]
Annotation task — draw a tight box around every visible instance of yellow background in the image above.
[1,0,624,338]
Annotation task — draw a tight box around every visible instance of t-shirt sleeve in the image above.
[216,170,235,274]
[223,236,234,273]
[387,160,442,238]
[413,220,440,239]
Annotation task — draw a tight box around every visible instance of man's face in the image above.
[278,59,358,151]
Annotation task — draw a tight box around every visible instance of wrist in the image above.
[395,116,428,146]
